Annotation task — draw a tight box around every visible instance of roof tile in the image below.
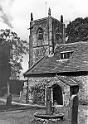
[24,41,88,77]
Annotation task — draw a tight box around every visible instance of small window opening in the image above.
[61,51,73,59]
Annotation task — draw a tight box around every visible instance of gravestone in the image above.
[68,94,79,124]
[6,94,12,106]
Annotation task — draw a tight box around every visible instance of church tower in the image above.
[29,9,64,68]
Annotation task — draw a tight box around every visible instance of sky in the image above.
[0,0,88,75]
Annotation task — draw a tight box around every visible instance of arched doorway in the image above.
[53,84,63,105]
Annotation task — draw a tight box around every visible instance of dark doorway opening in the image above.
[70,86,79,96]
[53,84,63,105]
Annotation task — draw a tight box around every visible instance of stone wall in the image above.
[21,75,88,105]
[25,77,71,106]
[29,18,50,66]
[75,76,88,104]
[29,16,63,67]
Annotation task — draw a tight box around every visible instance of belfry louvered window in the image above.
[37,28,43,40]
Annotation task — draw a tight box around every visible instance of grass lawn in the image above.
[0,98,87,124]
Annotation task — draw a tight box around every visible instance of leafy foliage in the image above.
[0,29,29,79]
[31,84,45,105]
[66,17,88,43]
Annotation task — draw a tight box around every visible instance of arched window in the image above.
[37,28,43,40]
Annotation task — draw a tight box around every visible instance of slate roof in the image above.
[24,41,88,77]
[24,55,68,77]
[61,42,88,72]
[55,41,88,53]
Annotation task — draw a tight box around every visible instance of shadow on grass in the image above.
[0,104,46,112]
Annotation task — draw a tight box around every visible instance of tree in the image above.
[0,29,28,79]
[66,17,88,43]
[0,44,10,95]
